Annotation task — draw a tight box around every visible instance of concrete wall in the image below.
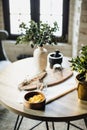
[71,0,82,57]
[0,0,4,29]
[0,0,87,62]
[78,0,87,48]
[3,41,72,62]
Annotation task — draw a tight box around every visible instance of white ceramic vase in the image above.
[33,46,48,72]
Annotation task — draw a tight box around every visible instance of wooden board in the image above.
[43,68,73,86]
[18,68,73,91]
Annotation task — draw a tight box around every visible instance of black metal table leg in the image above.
[67,122,70,130]
[52,122,55,130]
[29,121,43,130]
[14,115,23,130]
[14,116,44,130]
[84,117,87,128]
[45,121,49,130]
[66,121,85,130]
[14,116,87,130]
[69,122,84,130]
[14,115,20,130]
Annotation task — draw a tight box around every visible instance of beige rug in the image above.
[0,105,86,130]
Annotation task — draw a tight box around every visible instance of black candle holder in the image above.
[48,51,63,69]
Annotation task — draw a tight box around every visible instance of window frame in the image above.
[2,0,69,42]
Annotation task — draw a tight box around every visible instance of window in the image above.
[2,0,69,41]
[40,0,63,36]
[9,0,30,35]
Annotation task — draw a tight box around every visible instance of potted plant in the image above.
[16,20,59,72]
[69,45,87,101]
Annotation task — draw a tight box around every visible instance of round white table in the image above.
[0,57,87,130]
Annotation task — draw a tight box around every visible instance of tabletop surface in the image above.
[0,57,87,122]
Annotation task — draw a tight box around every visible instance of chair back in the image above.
[0,30,9,60]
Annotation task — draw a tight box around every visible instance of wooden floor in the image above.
[0,105,86,130]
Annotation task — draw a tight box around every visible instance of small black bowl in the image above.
[48,51,63,69]
[24,91,46,110]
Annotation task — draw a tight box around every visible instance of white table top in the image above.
[0,57,87,122]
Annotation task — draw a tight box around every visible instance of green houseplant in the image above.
[69,45,87,101]
[16,20,59,47]
[16,20,59,72]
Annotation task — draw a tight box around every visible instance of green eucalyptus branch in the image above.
[16,20,59,48]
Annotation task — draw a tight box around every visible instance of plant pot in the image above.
[48,51,63,69]
[76,73,87,101]
[33,46,48,72]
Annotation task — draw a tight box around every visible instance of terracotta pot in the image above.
[33,46,48,72]
[76,73,87,101]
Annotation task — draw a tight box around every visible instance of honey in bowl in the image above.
[24,91,46,110]
[28,94,44,103]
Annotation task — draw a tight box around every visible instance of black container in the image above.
[48,51,63,69]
